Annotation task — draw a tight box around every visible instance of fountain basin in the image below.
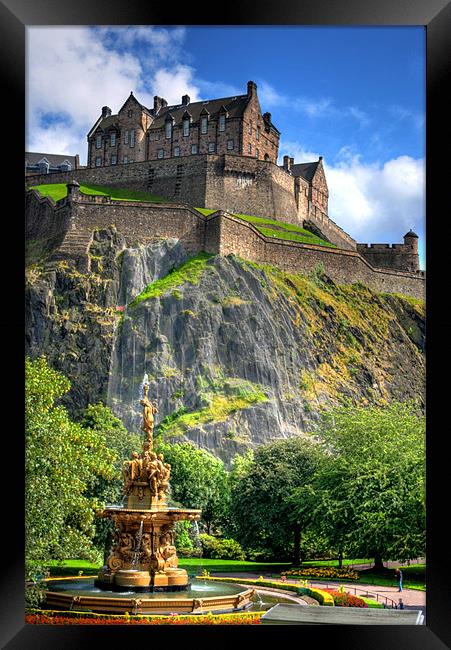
[44,577,256,614]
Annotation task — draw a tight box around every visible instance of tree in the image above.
[25,357,117,583]
[155,441,230,534]
[293,401,426,569]
[229,437,322,563]
[79,403,142,552]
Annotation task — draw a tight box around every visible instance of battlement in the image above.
[25,186,425,299]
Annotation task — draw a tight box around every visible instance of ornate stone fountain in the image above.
[44,384,258,614]
[95,383,201,592]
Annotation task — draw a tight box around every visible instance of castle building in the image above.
[87,81,280,168]
[25,79,422,288]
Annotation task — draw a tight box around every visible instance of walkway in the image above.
[213,571,426,610]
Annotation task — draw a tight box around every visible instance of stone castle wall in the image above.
[25,189,425,299]
[25,154,299,224]
[357,243,419,273]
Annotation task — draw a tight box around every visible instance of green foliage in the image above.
[256,225,336,247]
[78,403,141,550]
[129,253,214,306]
[199,534,246,560]
[25,357,117,584]
[154,441,230,534]
[228,437,323,562]
[293,401,426,566]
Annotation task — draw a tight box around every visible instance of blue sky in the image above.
[26,25,425,267]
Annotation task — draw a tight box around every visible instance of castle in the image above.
[25,80,424,298]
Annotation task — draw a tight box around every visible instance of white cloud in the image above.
[279,141,424,244]
[150,67,201,105]
[26,26,195,164]
[324,154,425,242]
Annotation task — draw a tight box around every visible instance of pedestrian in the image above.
[395,568,403,592]
[398,598,404,610]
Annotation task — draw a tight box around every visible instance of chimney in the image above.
[101,106,112,118]
[283,155,291,171]
[247,80,257,97]
[290,157,294,167]
[263,112,272,122]
[319,156,323,162]
[182,94,190,105]
[153,96,168,114]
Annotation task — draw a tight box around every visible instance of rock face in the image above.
[25,230,425,466]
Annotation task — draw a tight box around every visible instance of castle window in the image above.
[256,126,260,141]
[128,109,133,118]
[124,130,129,144]
[248,143,252,154]
[123,155,128,164]
[95,156,102,166]
[256,148,259,159]
[219,114,226,132]
[264,153,270,161]
[183,119,190,137]
[191,143,198,155]
[110,133,116,147]
[158,149,164,159]
[174,146,180,157]
[208,142,216,153]
[130,129,135,147]
[111,154,117,165]
[166,121,172,139]
[96,134,102,149]
[227,139,234,150]
[201,116,208,134]
[248,122,252,135]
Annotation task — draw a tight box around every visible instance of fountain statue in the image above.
[95,383,201,592]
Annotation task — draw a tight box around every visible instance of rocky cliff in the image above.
[25,228,425,466]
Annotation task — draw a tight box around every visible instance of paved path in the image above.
[213,571,426,610]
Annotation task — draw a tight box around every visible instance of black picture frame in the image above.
[5,0,450,647]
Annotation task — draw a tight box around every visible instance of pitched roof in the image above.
[149,95,249,129]
[25,152,79,166]
[290,161,320,183]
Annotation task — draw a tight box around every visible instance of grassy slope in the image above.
[29,183,168,203]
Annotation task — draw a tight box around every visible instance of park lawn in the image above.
[29,183,168,204]
[45,558,292,577]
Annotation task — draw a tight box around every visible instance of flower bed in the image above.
[25,610,262,625]
[323,590,368,608]
[282,567,360,581]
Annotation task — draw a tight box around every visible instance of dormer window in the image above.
[130,129,135,147]
[124,130,129,144]
[128,110,133,118]
[165,120,172,139]
[96,134,102,149]
[219,114,226,132]
[110,133,116,147]
[183,118,190,137]
[201,116,208,134]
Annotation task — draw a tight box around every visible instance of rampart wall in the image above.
[25,190,424,299]
[25,154,300,224]
[304,204,357,251]
[357,243,419,273]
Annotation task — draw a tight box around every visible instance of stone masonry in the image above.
[25,185,425,299]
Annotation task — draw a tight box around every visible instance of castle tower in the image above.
[403,230,420,272]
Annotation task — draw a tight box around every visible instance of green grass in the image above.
[129,252,214,306]
[29,183,168,204]
[194,207,335,248]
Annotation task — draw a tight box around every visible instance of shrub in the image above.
[199,534,246,561]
